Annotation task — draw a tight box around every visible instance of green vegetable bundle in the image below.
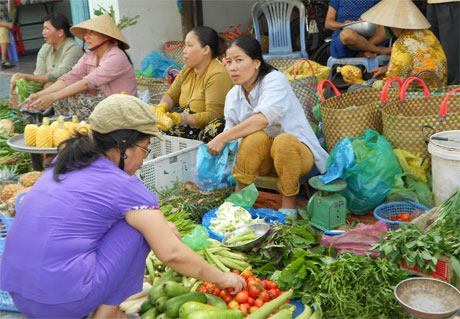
[272,251,408,319]
[161,205,198,236]
[15,79,43,103]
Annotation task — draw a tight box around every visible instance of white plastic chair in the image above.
[251,0,308,59]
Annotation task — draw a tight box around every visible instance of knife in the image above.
[431,136,460,144]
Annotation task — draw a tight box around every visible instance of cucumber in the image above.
[156,313,173,319]
[179,301,222,319]
[165,291,207,318]
[156,295,169,313]
[269,309,294,319]
[296,305,313,319]
[163,281,190,298]
[187,310,243,319]
[247,289,294,319]
[204,293,227,309]
[140,307,159,319]
[140,298,154,313]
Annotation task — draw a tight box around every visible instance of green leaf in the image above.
[450,256,460,278]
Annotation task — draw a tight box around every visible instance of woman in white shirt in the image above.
[207,36,328,218]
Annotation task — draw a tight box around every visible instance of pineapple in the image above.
[7,186,31,217]
[79,121,92,134]
[150,105,173,131]
[0,166,19,185]
[36,117,53,148]
[339,65,365,85]
[24,124,38,146]
[18,171,42,187]
[67,115,79,136]
[53,117,71,147]
[1,184,24,202]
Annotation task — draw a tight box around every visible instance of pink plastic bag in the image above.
[321,221,388,258]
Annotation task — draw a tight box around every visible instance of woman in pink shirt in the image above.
[20,14,137,121]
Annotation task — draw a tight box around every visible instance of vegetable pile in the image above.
[210,202,264,235]
[14,79,43,103]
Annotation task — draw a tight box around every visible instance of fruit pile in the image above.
[197,269,287,317]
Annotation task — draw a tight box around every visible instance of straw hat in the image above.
[70,14,130,50]
[361,0,430,30]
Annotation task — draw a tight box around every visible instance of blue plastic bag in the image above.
[319,138,355,184]
[196,141,238,191]
[140,51,182,78]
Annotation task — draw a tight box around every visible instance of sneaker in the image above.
[1,60,15,69]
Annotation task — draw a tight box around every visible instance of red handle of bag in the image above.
[400,76,430,101]
[317,80,340,102]
[165,41,184,51]
[380,77,403,102]
[167,68,181,84]
[223,25,236,34]
[439,88,460,116]
[234,23,252,34]
[293,58,315,80]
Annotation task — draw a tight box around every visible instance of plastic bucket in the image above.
[428,130,460,206]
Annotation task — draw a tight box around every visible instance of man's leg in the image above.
[340,28,391,56]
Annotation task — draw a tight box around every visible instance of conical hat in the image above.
[361,0,430,30]
[70,14,130,50]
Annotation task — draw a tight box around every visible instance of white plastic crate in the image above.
[137,135,203,191]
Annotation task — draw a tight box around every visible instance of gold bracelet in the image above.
[50,94,55,103]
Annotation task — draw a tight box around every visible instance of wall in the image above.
[201,0,257,33]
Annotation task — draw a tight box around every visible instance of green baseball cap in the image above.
[89,94,163,140]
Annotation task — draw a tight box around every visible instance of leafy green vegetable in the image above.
[15,79,43,103]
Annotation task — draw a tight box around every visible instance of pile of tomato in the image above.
[197,269,288,317]
[387,212,411,222]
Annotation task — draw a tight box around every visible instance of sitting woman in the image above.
[365,0,447,87]
[1,94,245,319]
[158,26,233,142]
[10,13,82,94]
[20,14,137,121]
[207,37,329,218]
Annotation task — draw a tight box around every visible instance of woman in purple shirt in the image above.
[1,94,245,319]
[19,14,137,121]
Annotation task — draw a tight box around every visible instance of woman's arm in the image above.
[207,113,268,155]
[159,94,175,111]
[125,209,246,291]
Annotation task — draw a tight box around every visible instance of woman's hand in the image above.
[216,272,247,294]
[167,221,181,241]
[9,73,24,94]
[28,94,54,111]
[207,134,227,156]
[370,65,388,80]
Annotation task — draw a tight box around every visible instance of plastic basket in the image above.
[137,135,203,191]
[373,202,429,230]
[0,211,19,312]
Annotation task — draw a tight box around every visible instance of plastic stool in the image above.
[11,26,25,55]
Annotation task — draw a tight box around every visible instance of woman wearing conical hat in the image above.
[19,14,137,121]
[365,0,448,87]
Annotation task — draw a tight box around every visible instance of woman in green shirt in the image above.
[158,26,233,142]
[10,13,82,93]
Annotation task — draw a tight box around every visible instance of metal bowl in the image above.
[221,223,271,251]
[342,21,377,37]
[394,277,460,319]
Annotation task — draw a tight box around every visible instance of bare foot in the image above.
[376,46,392,55]
[356,51,377,58]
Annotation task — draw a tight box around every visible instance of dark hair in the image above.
[120,46,133,64]
[52,130,149,181]
[43,13,73,38]
[191,26,226,58]
[227,36,276,83]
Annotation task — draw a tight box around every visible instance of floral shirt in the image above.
[385,29,448,87]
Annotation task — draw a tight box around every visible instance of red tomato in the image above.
[260,291,270,302]
[213,287,221,296]
[227,287,234,294]
[249,306,259,313]
[254,298,264,308]
[220,290,227,298]
[248,286,260,298]
[235,290,249,304]
[246,277,257,283]
[398,213,411,221]
[232,269,241,275]
[223,294,233,304]
[247,297,255,306]
[228,300,239,310]
[285,300,291,304]
[267,281,277,289]
[239,303,249,317]
[197,287,207,293]
[261,279,270,290]
[268,288,280,299]
[241,269,254,279]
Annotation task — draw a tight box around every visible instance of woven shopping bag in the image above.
[382,76,460,158]
[265,57,298,72]
[318,79,399,152]
[220,24,269,53]
[136,65,180,104]
[405,70,460,98]
[164,41,184,64]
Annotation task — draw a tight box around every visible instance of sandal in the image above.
[1,60,15,69]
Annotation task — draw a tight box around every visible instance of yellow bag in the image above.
[284,60,330,82]
[393,149,429,183]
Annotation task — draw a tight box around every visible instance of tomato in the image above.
[261,279,270,290]
[235,290,249,304]
[223,294,233,304]
[241,269,254,279]
[268,288,279,299]
[228,300,239,310]
[398,213,411,222]
[232,269,241,275]
[388,215,398,221]
[248,286,260,298]
[249,306,259,313]
[247,297,255,306]
[239,303,249,317]
[267,281,277,290]
[259,291,270,302]
[227,287,234,294]
[213,287,221,296]
[197,287,207,293]
[254,298,264,308]
[220,290,227,298]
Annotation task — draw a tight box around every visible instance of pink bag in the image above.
[321,221,387,258]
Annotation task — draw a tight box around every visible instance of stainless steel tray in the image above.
[7,134,58,154]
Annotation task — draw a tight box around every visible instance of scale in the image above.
[305,176,347,231]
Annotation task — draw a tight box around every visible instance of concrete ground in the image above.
[0,54,36,101]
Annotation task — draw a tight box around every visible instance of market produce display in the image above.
[209,202,265,235]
